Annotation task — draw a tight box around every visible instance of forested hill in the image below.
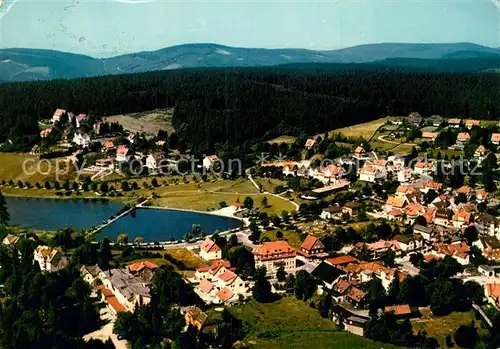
[1,42,499,81]
[0,67,498,152]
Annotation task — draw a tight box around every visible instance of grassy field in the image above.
[266,135,296,144]
[0,153,77,183]
[253,178,288,194]
[164,248,206,269]
[411,309,484,347]
[322,117,392,140]
[143,179,296,215]
[260,229,302,248]
[229,297,401,349]
[103,108,174,135]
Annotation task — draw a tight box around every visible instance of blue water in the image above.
[6,197,124,231]
[5,197,241,241]
[97,208,241,241]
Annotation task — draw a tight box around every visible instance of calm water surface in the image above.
[6,197,241,241]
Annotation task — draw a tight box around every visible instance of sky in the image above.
[0,0,498,57]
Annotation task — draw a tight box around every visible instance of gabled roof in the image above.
[128,261,159,273]
[301,234,324,251]
[254,241,295,257]
[325,255,358,266]
[415,161,433,169]
[422,132,438,139]
[311,262,346,284]
[448,118,461,124]
[200,237,221,253]
[117,145,129,157]
[384,304,412,316]
[457,132,470,142]
[199,279,214,293]
[218,270,238,283]
[347,287,366,302]
[305,139,316,148]
[216,287,234,302]
[334,279,353,294]
[491,133,500,143]
[385,196,406,208]
[475,145,487,154]
[456,185,473,194]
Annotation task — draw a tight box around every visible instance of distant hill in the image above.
[1,42,499,81]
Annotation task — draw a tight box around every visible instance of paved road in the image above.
[83,307,128,349]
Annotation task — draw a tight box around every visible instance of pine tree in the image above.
[0,191,9,226]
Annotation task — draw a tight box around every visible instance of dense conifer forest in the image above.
[0,67,498,152]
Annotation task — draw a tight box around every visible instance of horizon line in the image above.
[0,41,497,59]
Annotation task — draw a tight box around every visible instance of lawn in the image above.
[253,178,288,194]
[266,135,296,144]
[143,179,295,215]
[103,108,174,135]
[229,297,402,349]
[164,248,206,269]
[411,310,484,347]
[0,152,77,183]
[260,229,302,248]
[323,117,392,140]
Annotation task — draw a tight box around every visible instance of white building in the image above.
[359,166,378,183]
[203,155,219,169]
[33,246,68,273]
[414,161,434,176]
[253,241,296,278]
[397,168,412,183]
[72,132,91,148]
[116,145,131,162]
[199,237,222,261]
[146,152,166,172]
[52,108,66,123]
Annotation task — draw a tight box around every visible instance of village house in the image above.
[465,119,481,129]
[408,112,422,125]
[80,264,104,285]
[127,133,137,144]
[397,168,412,183]
[194,259,231,281]
[475,214,500,237]
[422,132,438,141]
[320,206,342,220]
[203,155,219,169]
[456,185,473,198]
[103,140,116,152]
[452,210,472,230]
[331,278,354,303]
[447,118,461,128]
[325,255,358,269]
[353,145,367,158]
[72,131,91,148]
[477,265,500,278]
[346,286,367,308]
[475,189,488,203]
[180,306,208,331]
[128,261,159,279]
[100,268,153,313]
[304,138,316,149]
[474,236,500,261]
[491,133,500,145]
[146,152,167,172]
[116,145,130,162]
[388,154,406,168]
[342,202,362,217]
[433,208,452,228]
[414,161,435,176]
[413,224,435,241]
[2,234,19,247]
[253,241,296,278]
[359,165,386,183]
[393,234,424,252]
[420,180,442,193]
[199,237,222,261]
[366,240,402,258]
[456,132,470,146]
[74,113,88,127]
[474,145,488,161]
[428,115,444,127]
[312,262,346,290]
[52,108,66,123]
[384,304,414,318]
[432,242,470,265]
[33,246,68,273]
[384,196,407,213]
[332,305,370,337]
[40,127,53,138]
[195,269,250,305]
[485,284,500,309]
[300,234,325,256]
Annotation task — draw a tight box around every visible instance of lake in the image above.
[97,208,242,241]
[6,196,124,231]
[5,197,242,241]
